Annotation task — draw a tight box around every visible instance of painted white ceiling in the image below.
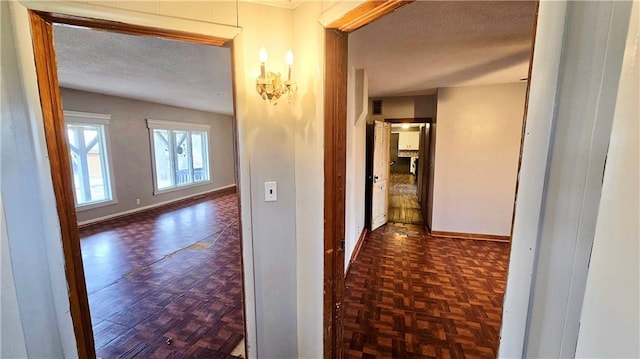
[350,1,537,97]
[53,24,234,115]
[52,1,534,112]
[244,0,303,9]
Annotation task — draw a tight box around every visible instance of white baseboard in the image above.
[77,184,236,227]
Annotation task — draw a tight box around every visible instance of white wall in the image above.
[1,5,29,356]
[60,88,236,223]
[345,63,368,269]
[2,2,74,356]
[369,95,435,122]
[0,12,30,339]
[292,2,325,357]
[0,196,28,358]
[498,2,568,355]
[523,2,633,357]
[432,83,526,236]
[575,2,639,357]
[233,3,299,357]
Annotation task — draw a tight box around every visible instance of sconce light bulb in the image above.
[285,50,294,66]
[259,47,268,63]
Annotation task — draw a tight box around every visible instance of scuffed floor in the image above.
[79,192,244,358]
[344,223,510,358]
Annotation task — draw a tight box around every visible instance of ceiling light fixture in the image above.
[402,124,411,129]
[256,47,296,104]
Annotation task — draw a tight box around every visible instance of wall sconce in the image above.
[256,48,297,104]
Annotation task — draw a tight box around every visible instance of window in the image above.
[65,111,116,209]
[147,119,211,193]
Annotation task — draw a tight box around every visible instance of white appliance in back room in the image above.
[397,130,420,175]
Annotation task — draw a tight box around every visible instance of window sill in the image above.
[154,181,212,196]
[76,198,118,212]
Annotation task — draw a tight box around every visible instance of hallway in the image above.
[79,191,244,358]
[388,173,423,225]
[343,224,510,358]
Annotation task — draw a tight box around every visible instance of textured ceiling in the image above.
[350,1,537,97]
[53,24,233,115]
[52,1,535,112]
[245,0,303,9]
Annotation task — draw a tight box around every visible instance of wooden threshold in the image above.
[431,230,511,243]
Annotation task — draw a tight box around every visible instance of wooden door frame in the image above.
[28,10,246,359]
[323,2,414,358]
[385,119,433,230]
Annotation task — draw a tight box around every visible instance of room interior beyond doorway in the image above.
[339,0,538,357]
[29,13,247,357]
[388,122,428,226]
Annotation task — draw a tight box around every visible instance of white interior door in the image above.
[371,121,391,230]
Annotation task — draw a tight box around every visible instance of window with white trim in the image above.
[147,119,211,194]
[65,111,116,208]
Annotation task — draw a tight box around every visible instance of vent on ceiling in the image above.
[372,100,382,115]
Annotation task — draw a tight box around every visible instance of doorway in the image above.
[327,3,535,358]
[367,120,431,229]
[388,122,428,226]
[29,11,247,358]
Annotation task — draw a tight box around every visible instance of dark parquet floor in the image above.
[388,173,423,225]
[344,224,510,359]
[79,191,244,358]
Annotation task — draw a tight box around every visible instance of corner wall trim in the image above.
[430,230,510,242]
[77,184,236,227]
[345,228,368,277]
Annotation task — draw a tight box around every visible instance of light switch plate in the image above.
[264,181,277,202]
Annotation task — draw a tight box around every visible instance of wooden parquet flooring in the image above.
[79,191,244,358]
[344,224,510,359]
[389,174,423,225]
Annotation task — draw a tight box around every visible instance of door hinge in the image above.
[339,239,345,252]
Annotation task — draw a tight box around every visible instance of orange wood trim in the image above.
[29,11,96,359]
[509,2,540,240]
[227,40,251,359]
[77,186,237,229]
[345,228,368,277]
[384,117,433,124]
[324,1,413,357]
[34,11,230,46]
[327,0,414,32]
[324,28,348,359]
[431,230,511,243]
